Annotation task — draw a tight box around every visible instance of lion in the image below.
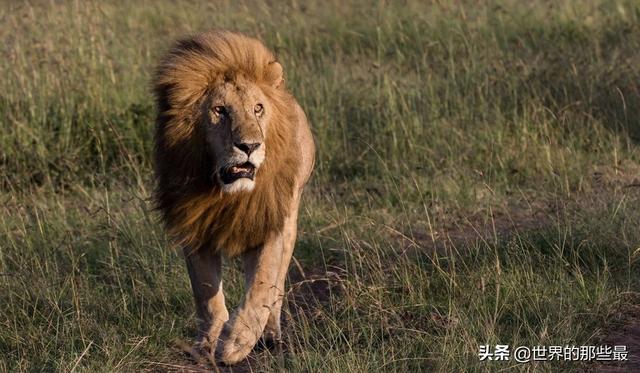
[152,31,315,365]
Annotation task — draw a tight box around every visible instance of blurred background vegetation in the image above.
[1,0,639,371]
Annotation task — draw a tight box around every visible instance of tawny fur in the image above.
[153,31,300,256]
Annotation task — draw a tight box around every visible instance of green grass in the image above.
[1,0,639,371]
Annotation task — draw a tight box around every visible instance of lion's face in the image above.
[201,75,273,193]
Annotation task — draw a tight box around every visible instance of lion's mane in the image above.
[152,31,301,256]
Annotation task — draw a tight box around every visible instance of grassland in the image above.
[1,0,639,371]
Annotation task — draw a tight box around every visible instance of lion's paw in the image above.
[217,325,260,365]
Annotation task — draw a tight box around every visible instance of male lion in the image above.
[152,31,315,364]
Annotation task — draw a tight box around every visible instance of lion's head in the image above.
[201,70,279,193]
[153,31,300,256]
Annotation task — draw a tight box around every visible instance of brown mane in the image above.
[152,31,300,256]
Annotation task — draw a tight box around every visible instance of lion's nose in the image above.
[234,142,261,156]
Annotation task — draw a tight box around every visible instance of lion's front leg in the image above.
[218,235,284,365]
[263,194,301,344]
[184,246,229,351]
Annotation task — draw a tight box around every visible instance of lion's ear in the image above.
[266,61,284,89]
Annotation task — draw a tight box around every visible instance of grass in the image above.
[1,0,639,371]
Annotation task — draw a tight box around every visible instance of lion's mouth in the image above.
[220,162,256,184]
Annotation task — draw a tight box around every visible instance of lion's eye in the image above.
[212,106,226,116]
[254,103,264,115]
